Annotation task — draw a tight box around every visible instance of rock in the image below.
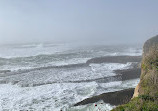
[134,35,158,97]
[112,35,158,111]
[132,83,139,98]
[143,35,158,55]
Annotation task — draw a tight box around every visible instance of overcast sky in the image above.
[0,0,158,45]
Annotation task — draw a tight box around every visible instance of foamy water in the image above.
[0,44,142,111]
[0,79,139,111]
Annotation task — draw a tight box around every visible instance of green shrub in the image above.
[112,96,158,111]
[138,95,154,101]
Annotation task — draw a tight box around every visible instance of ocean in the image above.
[0,43,142,111]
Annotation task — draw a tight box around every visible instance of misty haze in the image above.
[0,0,158,111]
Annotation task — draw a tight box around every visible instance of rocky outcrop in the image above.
[132,83,139,98]
[112,35,158,111]
[143,35,158,55]
[133,35,158,97]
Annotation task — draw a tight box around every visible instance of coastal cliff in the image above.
[112,35,158,111]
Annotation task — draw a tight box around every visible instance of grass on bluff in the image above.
[140,46,158,97]
[112,95,158,111]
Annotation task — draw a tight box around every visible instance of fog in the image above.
[0,0,158,45]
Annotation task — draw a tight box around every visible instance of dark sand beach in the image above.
[74,88,134,106]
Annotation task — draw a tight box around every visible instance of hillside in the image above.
[112,35,158,111]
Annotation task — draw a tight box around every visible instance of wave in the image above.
[0,62,138,88]
[86,56,142,64]
[0,82,98,111]
[0,70,11,74]
[0,55,141,65]
[0,55,141,73]
[20,63,88,73]
[1,43,62,49]
[0,63,88,76]
[0,53,84,68]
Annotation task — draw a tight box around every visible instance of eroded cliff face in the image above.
[143,35,158,55]
[112,35,158,111]
[133,35,158,97]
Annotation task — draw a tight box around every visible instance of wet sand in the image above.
[74,88,134,106]
[86,56,142,64]
[114,68,141,81]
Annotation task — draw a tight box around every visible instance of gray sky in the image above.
[0,0,158,45]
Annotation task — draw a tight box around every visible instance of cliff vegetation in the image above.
[112,35,158,111]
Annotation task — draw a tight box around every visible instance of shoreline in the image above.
[74,60,141,107]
